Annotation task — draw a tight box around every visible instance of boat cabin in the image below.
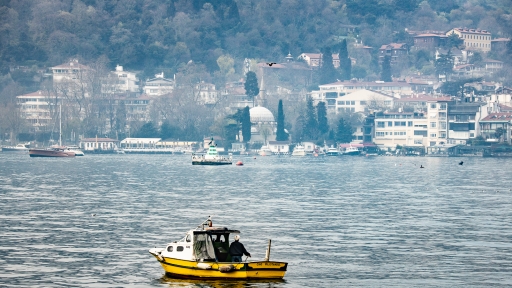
[162,226,240,263]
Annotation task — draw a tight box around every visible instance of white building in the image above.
[311,81,412,109]
[16,91,56,132]
[373,111,428,149]
[334,89,396,114]
[102,65,140,94]
[195,81,219,105]
[80,137,119,152]
[51,59,90,83]
[143,72,174,96]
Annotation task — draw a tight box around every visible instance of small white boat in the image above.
[1,143,30,152]
[291,144,307,156]
[342,146,360,156]
[325,146,340,156]
[258,145,272,156]
[65,145,85,156]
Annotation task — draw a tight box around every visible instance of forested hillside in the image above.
[1,0,512,101]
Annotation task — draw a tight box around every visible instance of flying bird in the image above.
[266,62,277,66]
[459,161,464,165]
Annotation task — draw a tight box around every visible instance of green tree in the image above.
[335,117,354,143]
[339,40,352,80]
[244,71,259,107]
[319,46,338,84]
[241,106,251,143]
[381,55,392,82]
[160,120,180,140]
[444,33,464,49]
[293,112,306,143]
[352,65,367,79]
[276,100,288,141]
[304,96,318,140]
[317,102,329,135]
[435,51,454,77]
[134,122,159,138]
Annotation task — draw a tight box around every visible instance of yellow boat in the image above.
[149,217,287,279]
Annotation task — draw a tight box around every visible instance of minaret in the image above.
[258,67,266,107]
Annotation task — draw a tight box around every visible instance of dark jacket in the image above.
[229,241,250,256]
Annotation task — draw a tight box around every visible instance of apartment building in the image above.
[446,28,491,52]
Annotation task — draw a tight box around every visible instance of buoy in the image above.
[236,161,243,166]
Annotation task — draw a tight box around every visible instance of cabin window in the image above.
[177,246,184,252]
[186,234,191,242]
[167,246,173,252]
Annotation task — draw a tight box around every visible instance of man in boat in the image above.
[229,235,251,262]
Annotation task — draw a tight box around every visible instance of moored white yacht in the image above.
[325,145,340,156]
[291,144,307,156]
[258,145,272,156]
[342,146,360,156]
[65,145,84,156]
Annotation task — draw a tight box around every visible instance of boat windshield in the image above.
[193,233,216,261]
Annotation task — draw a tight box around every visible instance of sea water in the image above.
[1,153,512,287]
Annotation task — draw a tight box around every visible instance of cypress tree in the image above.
[339,39,352,80]
[304,96,318,140]
[335,117,353,143]
[276,99,288,141]
[319,46,338,85]
[317,102,329,135]
[241,106,251,143]
[244,71,259,107]
[381,55,392,82]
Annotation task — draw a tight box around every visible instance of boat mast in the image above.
[59,102,62,146]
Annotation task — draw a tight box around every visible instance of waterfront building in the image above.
[447,102,488,145]
[479,112,512,144]
[373,111,428,150]
[80,137,119,152]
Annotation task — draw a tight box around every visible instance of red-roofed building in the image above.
[413,34,446,51]
[479,112,512,143]
[378,43,408,65]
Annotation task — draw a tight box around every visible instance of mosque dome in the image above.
[249,106,275,123]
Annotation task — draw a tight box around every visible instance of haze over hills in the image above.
[0,0,512,145]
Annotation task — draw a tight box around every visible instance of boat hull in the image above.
[151,254,287,280]
[29,149,75,157]
[192,161,232,165]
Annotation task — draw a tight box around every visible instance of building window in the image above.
[377,122,385,128]
[408,121,413,127]
[388,121,393,127]
[430,122,436,128]
[440,122,447,129]
[376,132,385,137]
[338,101,345,105]
[430,103,436,109]
[360,101,366,105]
[430,133,437,138]
[351,101,355,105]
